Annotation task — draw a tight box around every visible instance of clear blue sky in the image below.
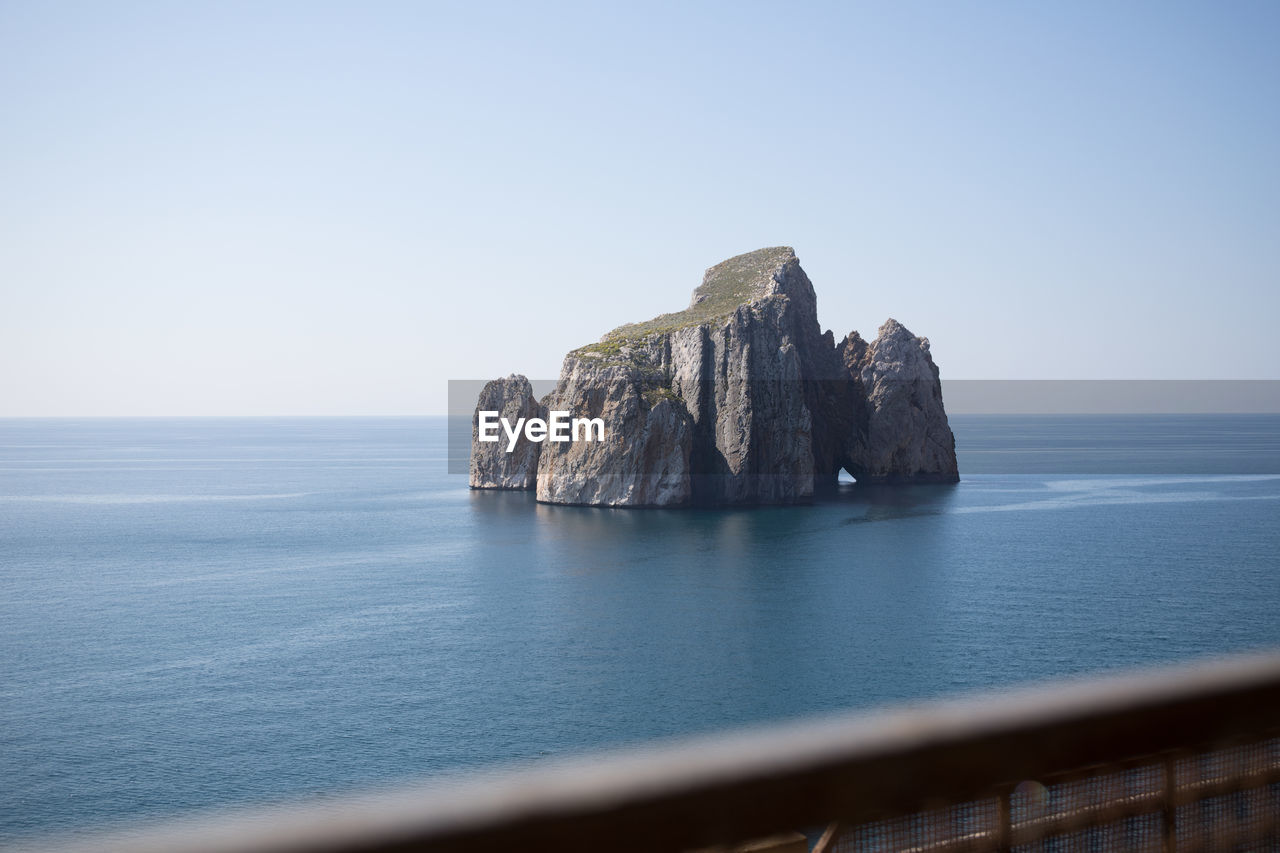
[2,1,1277,415]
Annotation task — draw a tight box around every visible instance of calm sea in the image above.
[2,416,1279,841]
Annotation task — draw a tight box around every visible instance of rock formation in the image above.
[469,375,545,490]
[847,319,959,484]
[471,247,958,507]
[535,354,693,507]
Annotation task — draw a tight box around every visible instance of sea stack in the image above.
[468,375,545,491]
[472,247,959,507]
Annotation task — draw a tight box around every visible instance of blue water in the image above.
[2,416,1279,842]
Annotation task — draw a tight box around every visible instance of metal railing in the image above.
[16,653,1280,853]
[819,741,1280,852]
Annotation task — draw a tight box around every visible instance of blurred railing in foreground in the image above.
[21,654,1280,853]
[816,737,1279,852]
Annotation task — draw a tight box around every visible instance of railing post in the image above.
[994,785,1013,852]
[811,822,842,853]
[1162,753,1178,853]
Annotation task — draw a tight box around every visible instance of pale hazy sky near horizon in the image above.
[2,1,1278,415]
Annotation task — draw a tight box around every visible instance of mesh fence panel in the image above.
[827,735,1280,853]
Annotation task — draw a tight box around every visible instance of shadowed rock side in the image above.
[469,375,545,490]
[471,247,959,506]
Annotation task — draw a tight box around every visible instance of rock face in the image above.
[535,356,693,507]
[470,247,959,506]
[469,375,545,490]
[845,320,959,484]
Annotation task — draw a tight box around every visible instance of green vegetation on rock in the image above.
[573,339,625,358]
[642,386,679,407]
[573,246,795,361]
